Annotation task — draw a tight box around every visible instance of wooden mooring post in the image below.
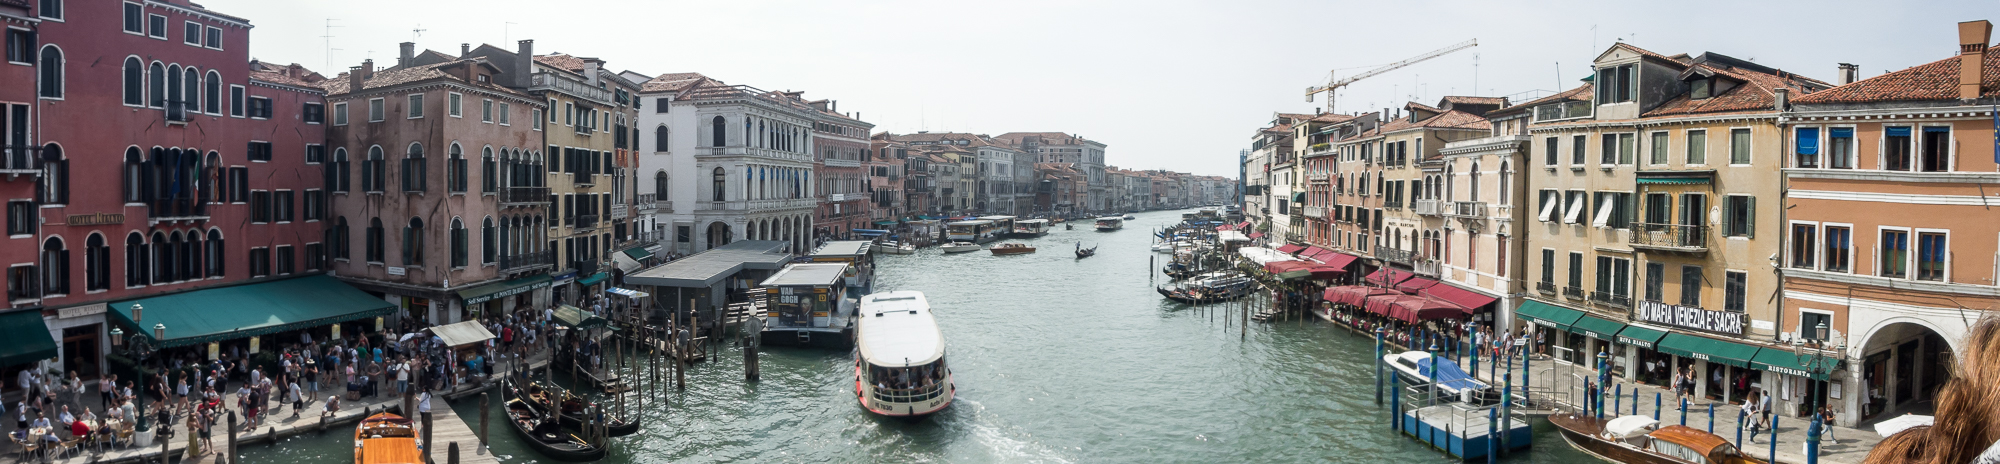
[479,392,489,450]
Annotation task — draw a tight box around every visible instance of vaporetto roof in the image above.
[856,291,945,367]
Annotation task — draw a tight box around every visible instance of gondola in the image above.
[1074,243,1097,259]
[515,380,641,437]
[501,380,608,462]
[1162,262,1196,279]
[1155,273,1255,304]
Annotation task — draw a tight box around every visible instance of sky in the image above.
[209,0,1980,178]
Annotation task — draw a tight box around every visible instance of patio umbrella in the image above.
[1873,414,1935,437]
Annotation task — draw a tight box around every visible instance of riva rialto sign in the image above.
[1635,300,1743,335]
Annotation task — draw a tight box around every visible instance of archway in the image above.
[705,221,732,250]
[1855,320,1954,423]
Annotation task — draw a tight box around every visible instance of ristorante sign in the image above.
[1635,300,1744,335]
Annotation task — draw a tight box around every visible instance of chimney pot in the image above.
[461,43,470,57]
[1957,20,1992,101]
[1773,88,1789,111]
[515,39,535,88]
[398,42,414,68]
[1838,63,1859,85]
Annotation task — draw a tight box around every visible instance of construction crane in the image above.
[1306,39,1477,113]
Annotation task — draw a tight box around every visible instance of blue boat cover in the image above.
[1416,357,1489,392]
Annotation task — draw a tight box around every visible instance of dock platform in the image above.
[1399,402,1533,460]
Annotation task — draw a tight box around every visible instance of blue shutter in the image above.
[1885,127,1911,137]
[1795,128,1818,155]
[1829,128,1853,138]
[1923,126,1951,133]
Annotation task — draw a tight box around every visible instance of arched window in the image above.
[364,146,385,192]
[449,218,467,268]
[710,116,726,147]
[332,148,351,193]
[1443,166,1455,203]
[165,64,181,111]
[481,217,496,265]
[181,66,200,114]
[148,62,165,107]
[1469,162,1482,203]
[654,126,669,152]
[402,217,424,266]
[654,170,668,202]
[122,57,143,105]
[204,70,221,114]
[149,231,167,284]
[123,148,143,203]
[84,234,108,292]
[124,232,147,287]
[480,147,495,193]
[333,217,349,260]
[37,45,61,98]
[402,142,427,192]
[711,167,725,201]
[1498,162,1512,205]
[205,229,223,277]
[41,237,65,296]
[365,218,384,262]
[447,143,466,193]
[38,144,66,205]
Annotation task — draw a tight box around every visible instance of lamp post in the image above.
[110,308,160,433]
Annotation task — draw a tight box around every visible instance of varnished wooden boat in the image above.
[501,381,607,462]
[354,412,422,464]
[989,243,1036,255]
[1549,413,1766,464]
[515,380,641,437]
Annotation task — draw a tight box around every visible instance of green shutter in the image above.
[1745,197,1755,238]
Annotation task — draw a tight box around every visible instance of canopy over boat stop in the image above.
[623,240,794,323]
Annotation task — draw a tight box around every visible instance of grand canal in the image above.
[241,210,1590,463]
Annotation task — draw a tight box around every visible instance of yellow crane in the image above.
[1306,39,1478,113]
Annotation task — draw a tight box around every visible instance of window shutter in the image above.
[1744,198,1755,238]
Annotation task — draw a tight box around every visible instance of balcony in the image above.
[502,186,549,206]
[1492,205,1513,222]
[1590,291,1632,309]
[697,200,746,212]
[1303,206,1325,219]
[1536,281,1557,295]
[1374,244,1414,265]
[1414,199,1442,216]
[1448,201,1487,218]
[0,145,39,176]
[165,101,194,125]
[749,198,817,211]
[572,173,595,188]
[500,251,552,273]
[573,214,599,229]
[1562,286,1586,300]
[528,72,613,105]
[1629,223,1709,253]
[1414,258,1441,276]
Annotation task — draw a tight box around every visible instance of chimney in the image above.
[1838,63,1859,85]
[583,58,602,84]
[1957,20,1992,101]
[515,39,534,88]
[461,43,470,57]
[349,66,363,92]
[1773,88,1789,111]
[398,42,415,68]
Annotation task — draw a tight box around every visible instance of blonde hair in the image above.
[1865,316,2000,464]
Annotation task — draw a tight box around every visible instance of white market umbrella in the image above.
[1874,414,1935,437]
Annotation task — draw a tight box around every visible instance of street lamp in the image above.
[110,307,159,433]
[1793,321,1847,413]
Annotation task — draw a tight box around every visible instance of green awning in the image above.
[1751,348,1842,381]
[577,272,611,287]
[456,274,552,305]
[1515,300,1584,332]
[0,310,55,367]
[621,247,654,261]
[1655,333,1762,369]
[874,220,898,226]
[1292,192,1307,203]
[1570,315,1626,342]
[552,305,609,330]
[1616,325,1669,350]
[110,275,395,348]
[1636,177,1711,185]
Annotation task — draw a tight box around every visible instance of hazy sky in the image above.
[211,0,1980,178]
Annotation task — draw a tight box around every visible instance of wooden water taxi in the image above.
[1549,413,1766,464]
[855,292,954,418]
[989,243,1036,255]
[354,412,422,464]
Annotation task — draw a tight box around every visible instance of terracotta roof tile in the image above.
[534,54,588,73]
[1793,46,2000,104]
[1440,96,1508,106]
[1644,62,1828,117]
[1488,84,1592,117]
[1381,109,1489,133]
[320,60,525,97]
[642,72,720,93]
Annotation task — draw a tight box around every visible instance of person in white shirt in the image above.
[57,406,73,426]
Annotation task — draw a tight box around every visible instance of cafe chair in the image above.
[9,436,37,463]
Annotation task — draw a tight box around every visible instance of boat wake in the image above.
[958,398,1077,464]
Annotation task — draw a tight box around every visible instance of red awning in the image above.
[1276,244,1306,254]
[1395,277,1440,294]
[1298,246,1332,261]
[1362,293,1403,316]
[1216,225,1234,231]
[1248,232,1265,239]
[1364,269,1417,287]
[1263,261,1310,274]
[1311,251,1359,269]
[1382,296,1470,323]
[1323,285,1399,307]
[1307,265,1346,280]
[1420,282,1498,313]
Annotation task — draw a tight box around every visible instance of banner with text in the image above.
[1635,300,1743,335]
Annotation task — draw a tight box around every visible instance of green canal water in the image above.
[240,210,1592,463]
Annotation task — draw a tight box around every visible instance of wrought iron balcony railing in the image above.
[1629,223,1709,252]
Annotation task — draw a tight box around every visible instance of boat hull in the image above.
[941,244,982,253]
[502,381,609,462]
[854,365,954,419]
[515,381,641,437]
[990,248,1036,255]
[760,327,855,348]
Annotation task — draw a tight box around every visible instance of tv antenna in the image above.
[321,19,342,72]
[412,25,427,41]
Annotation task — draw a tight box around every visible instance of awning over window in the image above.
[1363,268,1417,287]
[1616,325,1669,350]
[622,247,654,261]
[457,274,553,305]
[1885,126,1911,137]
[1795,128,1819,155]
[1515,300,1584,332]
[1539,199,1558,222]
[0,310,55,368]
[1571,315,1626,342]
[1276,244,1306,254]
[1564,194,1585,223]
[1323,285,1399,307]
[1655,333,1762,369]
[1635,177,1711,185]
[1828,128,1853,138]
[110,275,395,348]
[1394,277,1440,294]
[1419,283,1498,312]
[1751,347,1842,381]
[552,305,610,330]
[1292,192,1306,204]
[577,272,611,287]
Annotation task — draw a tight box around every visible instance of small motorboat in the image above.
[1550,413,1766,464]
[1075,243,1097,259]
[877,241,917,255]
[941,241,983,253]
[989,243,1036,255]
[1123,214,1136,220]
[1380,351,1497,404]
[503,381,608,462]
[354,412,422,464]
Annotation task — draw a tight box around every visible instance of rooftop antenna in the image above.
[321,18,342,73]
[411,24,427,41]
[505,22,518,44]
[1473,53,1479,96]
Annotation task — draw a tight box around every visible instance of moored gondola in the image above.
[501,380,608,462]
[1156,272,1254,304]
[514,379,641,437]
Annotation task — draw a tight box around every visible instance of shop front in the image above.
[1655,333,1763,404]
[455,274,554,321]
[1515,300,1585,364]
[0,309,58,395]
[1615,325,1672,386]
[1750,346,1844,418]
[106,275,397,387]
